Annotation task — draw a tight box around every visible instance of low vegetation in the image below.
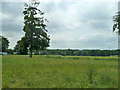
[2,55,118,88]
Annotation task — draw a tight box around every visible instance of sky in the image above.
[0,1,119,50]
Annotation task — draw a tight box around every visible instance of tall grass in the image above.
[2,55,118,88]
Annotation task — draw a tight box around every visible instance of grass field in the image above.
[2,55,118,88]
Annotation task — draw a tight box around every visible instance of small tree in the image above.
[0,35,9,52]
[6,49,13,55]
[23,1,50,58]
[14,36,28,55]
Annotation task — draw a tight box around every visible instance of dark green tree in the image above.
[14,37,28,55]
[6,49,13,55]
[14,40,21,55]
[0,35,9,52]
[23,1,50,58]
[113,12,120,34]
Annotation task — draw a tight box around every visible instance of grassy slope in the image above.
[2,55,118,88]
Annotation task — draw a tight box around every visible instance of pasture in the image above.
[2,55,118,88]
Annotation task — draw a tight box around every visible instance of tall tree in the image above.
[113,12,120,34]
[0,35,9,52]
[23,1,50,58]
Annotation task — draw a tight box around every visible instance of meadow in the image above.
[2,55,118,88]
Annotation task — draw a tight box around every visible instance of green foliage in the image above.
[44,49,118,56]
[14,37,28,55]
[6,49,13,55]
[2,55,118,88]
[23,1,50,57]
[113,12,120,34]
[0,35,9,52]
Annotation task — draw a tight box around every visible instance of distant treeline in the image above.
[35,49,119,56]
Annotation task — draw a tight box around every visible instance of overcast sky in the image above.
[1,1,118,50]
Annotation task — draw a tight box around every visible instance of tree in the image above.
[6,49,13,55]
[113,12,120,34]
[14,36,28,55]
[0,35,9,52]
[23,1,50,58]
[14,40,21,55]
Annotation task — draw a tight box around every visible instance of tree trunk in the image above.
[30,45,32,58]
[30,49,32,58]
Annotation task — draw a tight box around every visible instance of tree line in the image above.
[39,49,119,56]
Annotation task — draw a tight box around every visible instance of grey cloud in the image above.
[50,35,117,49]
[2,2,24,16]
[46,2,117,34]
[2,20,23,32]
[82,35,117,48]
[89,20,111,30]
[2,2,24,49]
[39,2,56,13]
[79,2,116,22]
[2,2,24,32]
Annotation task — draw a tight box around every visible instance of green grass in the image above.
[2,55,118,88]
